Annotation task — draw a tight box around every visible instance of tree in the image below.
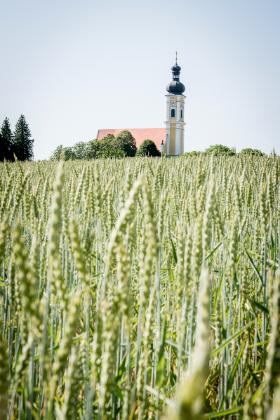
[0,132,4,161]
[102,134,115,142]
[63,147,76,160]
[136,139,160,157]
[85,140,101,159]
[50,138,125,160]
[72,142,92,160]
[204,144,236,156]
[88,135,126,159]
[50,145,78,160]
[13,115,33,161]
[0,117,14,161]
[239,148,265,157]
[115,131,137,157]
[50,145,65,160]
[95,138,125,158]
[49,131,138,161]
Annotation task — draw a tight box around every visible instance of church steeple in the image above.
[164,54,186,156]
[166,53,185,95]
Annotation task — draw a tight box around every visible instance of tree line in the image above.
[184,144,267,157]
[51,133,269,161]
[0,115,33,161]
[50,131,161,160]
[1,119,270,162]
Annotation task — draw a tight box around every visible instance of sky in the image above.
[0,0,279,159]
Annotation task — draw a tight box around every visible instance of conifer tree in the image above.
[0,117,14,161]
[0,132,4,161]
[13,115,33,161]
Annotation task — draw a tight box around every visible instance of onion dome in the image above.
[167,80,185,95]
[166,53,185,95]
[171,64,181,75]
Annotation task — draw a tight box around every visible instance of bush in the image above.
[136,139,160,157]
[204,144,236,156]
[239,148,265,157]
[183,151,202,157]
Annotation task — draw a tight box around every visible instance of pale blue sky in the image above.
[0,0,279,159]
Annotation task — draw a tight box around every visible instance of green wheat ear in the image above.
[264,270,280,415]
[165,267,210,420]
[0,155,279,418]
[47,291,81,415]
[0,332,9,419]
[268,384,280,420]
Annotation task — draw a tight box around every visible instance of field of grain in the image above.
[0,156,279,419]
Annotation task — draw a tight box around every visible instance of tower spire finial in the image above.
[175,51,178,65]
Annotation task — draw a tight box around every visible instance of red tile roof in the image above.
[97,128,166,149]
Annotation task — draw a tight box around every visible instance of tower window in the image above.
[171,108,175,118]
[181,109,183,118]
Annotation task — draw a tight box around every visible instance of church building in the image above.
[97,56,186,156]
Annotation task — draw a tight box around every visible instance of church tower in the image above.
[165,54,186,156]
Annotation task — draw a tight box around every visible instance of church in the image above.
[97,55,186,156]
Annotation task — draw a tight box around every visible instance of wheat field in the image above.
[0,156,279,419]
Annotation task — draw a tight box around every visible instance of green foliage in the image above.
[71,142,92,160]
[0,132,3,161]
[239,148,265,156]
[115,130,137,157]
[184,147,269,157]
[136,139,161,157]
[204,144,236,156]
[51,138,126,160]
[13,115,34,161]
[0,117,14,161]
[183,151,202,157]
[50,132,136,160]
[63,147,77,160]
[102,134,115,142]
[50,145,76,161]
[50,145,64,161]
[50,133,271,163]
[89,137,125,159]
